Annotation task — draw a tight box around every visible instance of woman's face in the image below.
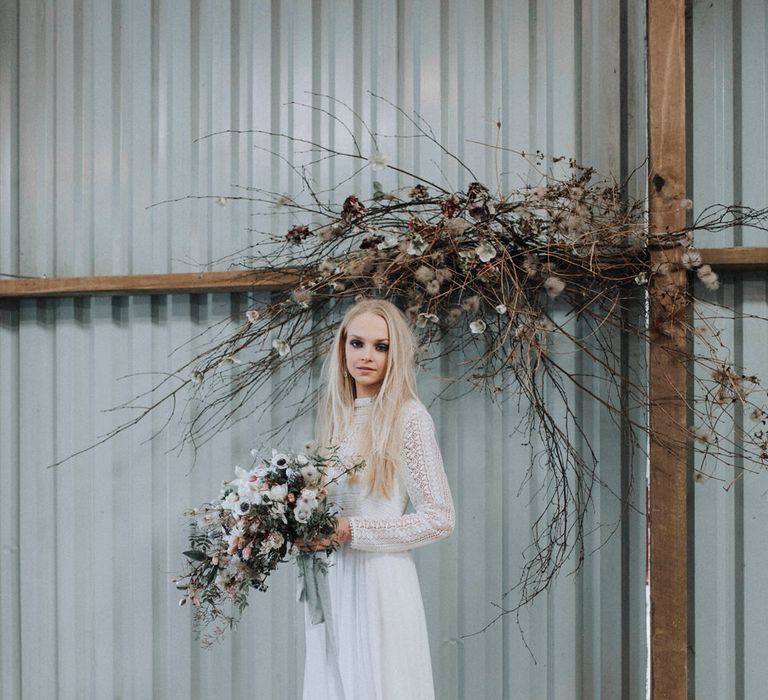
[344,312,390,398]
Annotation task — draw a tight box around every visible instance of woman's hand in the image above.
[295,517,351,551]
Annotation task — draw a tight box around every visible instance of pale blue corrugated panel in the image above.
[690,273,768,700]
[690,1,768,697]
[0,291,647,700]
[691,0,768,249]
[2,0,649,698]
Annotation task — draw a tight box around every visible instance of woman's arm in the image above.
[346,402,455,553]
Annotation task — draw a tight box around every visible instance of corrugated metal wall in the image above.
[0,1,648,698]
[690,2,768,699]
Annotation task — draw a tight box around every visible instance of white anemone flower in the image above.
[299,488,319,510]
[295,453,309,466]
[368,151,389,171]
[300,463,321,485]
[475,241,497,262]
[469,319,487,335]
[294,505,312,524]
[270,450,289,468]
[272,338,291,357]
[221,492,241,513]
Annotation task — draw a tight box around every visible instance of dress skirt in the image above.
[302,546,436,700]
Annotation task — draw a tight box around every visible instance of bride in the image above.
[296,298,455,699]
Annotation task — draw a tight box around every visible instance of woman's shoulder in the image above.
[399,397,433,425]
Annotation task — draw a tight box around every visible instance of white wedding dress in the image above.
[301,396,455,700]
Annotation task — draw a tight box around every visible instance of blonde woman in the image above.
[297,298,455,700]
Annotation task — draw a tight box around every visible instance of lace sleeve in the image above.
[347,402,455,552]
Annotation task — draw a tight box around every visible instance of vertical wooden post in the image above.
[647,0,688,698]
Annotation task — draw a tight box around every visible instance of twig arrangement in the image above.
[71,96,768,623]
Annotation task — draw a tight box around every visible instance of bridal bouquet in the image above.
[174,442,363,646]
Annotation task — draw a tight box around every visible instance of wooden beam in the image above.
[0,269,302,298]
[0,247,765,300]
[701,247,768,271]
[648,0,689,698]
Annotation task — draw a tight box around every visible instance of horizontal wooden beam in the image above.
[700,246,768,271]
[0,248,764,299]
[0,269,302,298]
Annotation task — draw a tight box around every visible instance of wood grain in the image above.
[648,0,689,698]
[0,270,302,298]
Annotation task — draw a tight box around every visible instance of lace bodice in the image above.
[327,396,455,553]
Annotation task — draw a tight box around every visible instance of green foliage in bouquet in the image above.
[174,443,364,647]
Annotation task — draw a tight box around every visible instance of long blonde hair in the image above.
[315,299,419,498]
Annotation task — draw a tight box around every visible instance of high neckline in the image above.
[354,395,375,407]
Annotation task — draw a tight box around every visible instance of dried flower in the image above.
[219,355,242,367]
[680,198,694,210]
[544,276,566,298]
[461,295,480,313]
[495,304,508,314]
[273,194,293,209]
[272,338,291,357]
[245,309,261,324]
[317,259,336,276]
[469,319,487,334]
[360,235,384,250]
[286,224,311,245]
[191,370,205,385]
[425,279,441,296]
[442,217,470,237]
[216,196,227,207]
[476,241,497,263]
[316,222,344,240]
[466,182,490,200]
[368,152,389,171]
[634,272,648,286]
[292,288,313,308]
[441,194,460,218]
[409,184,428,200]
[681,249,703,269]
[447,307,462,323]
[750,407,766,422]
[697,264,720,291]
[691,425,716,445]
[415,265,435,284]
[342,195,366,222]
[522,254,540,277]
[416,312,439,328]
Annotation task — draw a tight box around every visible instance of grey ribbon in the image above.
[296,552,346,699]
[296,552,327,624]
